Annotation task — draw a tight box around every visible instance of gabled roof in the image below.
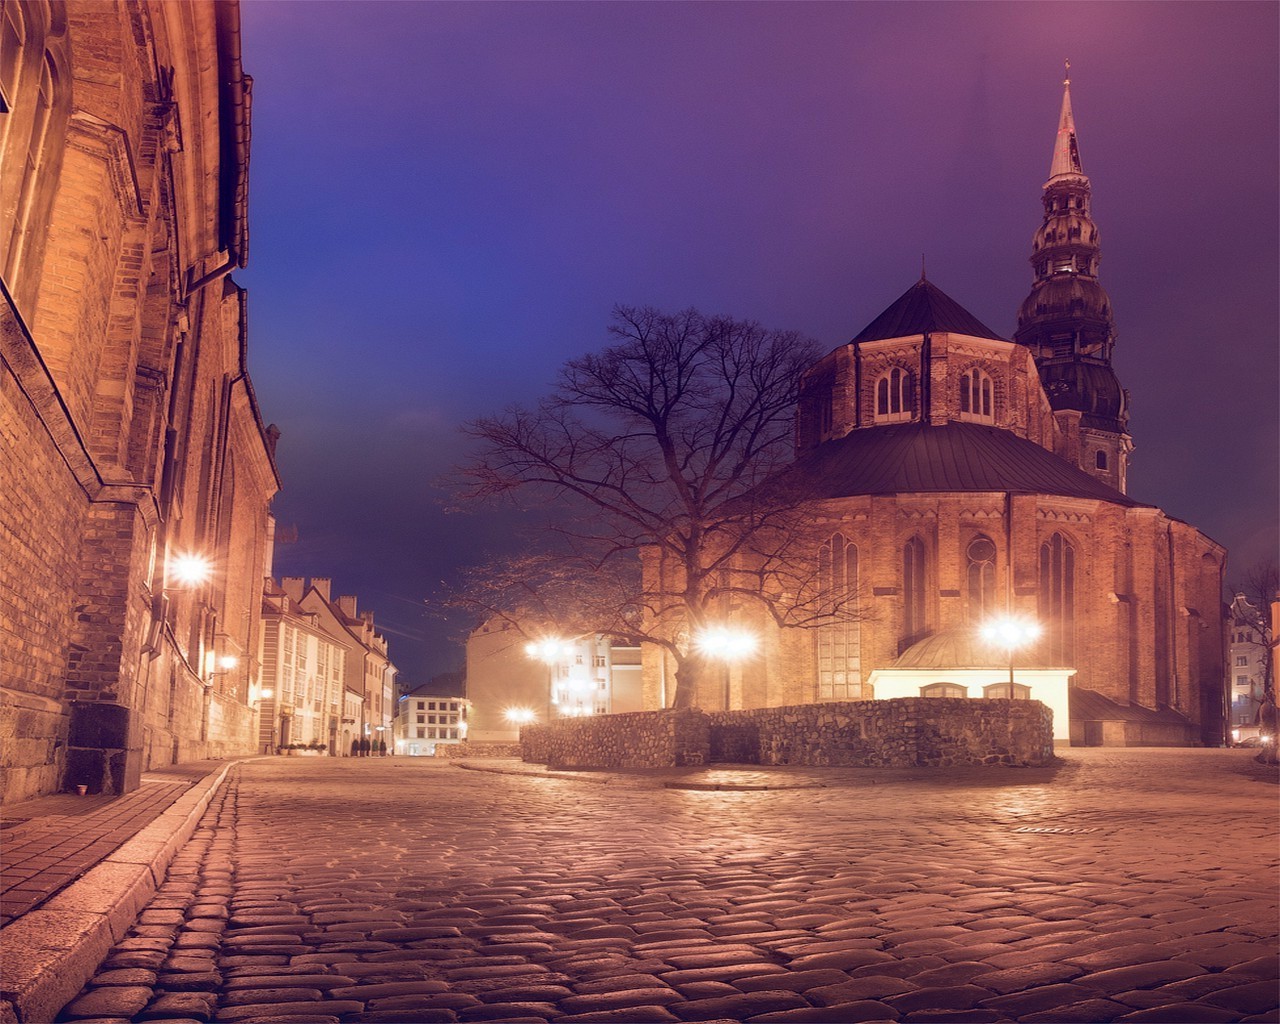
[775,422,1145,506]
[852,278,1007,344]
[1070,688,1192,726]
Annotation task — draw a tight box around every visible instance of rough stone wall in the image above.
[522,699,1054,770]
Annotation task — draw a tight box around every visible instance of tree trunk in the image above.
[671,657,705,709]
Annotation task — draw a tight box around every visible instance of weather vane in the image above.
[1064,59,1071,85]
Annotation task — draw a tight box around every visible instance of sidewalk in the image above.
[0,759,236,1024]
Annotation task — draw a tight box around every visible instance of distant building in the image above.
[278,577,398,749]
[641,74,1226,747]
[466,620,645,743]
[394,687,470,756]
[258,581,351,753]
[0,2,277,800]
[1228,594,1269,743]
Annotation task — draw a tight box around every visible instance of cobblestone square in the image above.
[58,749,1278,1023]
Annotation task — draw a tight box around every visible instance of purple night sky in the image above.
[238,1,1278,687]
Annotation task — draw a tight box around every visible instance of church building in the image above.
[645,76,1227,747]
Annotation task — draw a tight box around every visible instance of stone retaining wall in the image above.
[522,699,1054,769]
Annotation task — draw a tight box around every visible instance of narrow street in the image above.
[60,749,1278,1023]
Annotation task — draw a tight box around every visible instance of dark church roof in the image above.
[778,422,1145,506]
[891,627,1064,671]
[852,278,1007,344]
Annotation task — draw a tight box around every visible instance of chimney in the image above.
[281,577,305,601]
[338,595,358,618]
[312,577,332,601]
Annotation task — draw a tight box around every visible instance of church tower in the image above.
[1015,67,1132,493]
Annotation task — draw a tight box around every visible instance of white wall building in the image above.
[394,688,471,756]
[1228,594,1268,743]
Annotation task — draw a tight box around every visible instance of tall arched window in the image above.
[1039,532,1075,663]
[816,533,860,700]
[959,368,994,422]
[966,534,997,620]
[875,367,914,422]
[4,51,55,282]
[903,535,928,648]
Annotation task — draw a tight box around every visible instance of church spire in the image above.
[1050,61,1083,179]
[1015,68,1131,492]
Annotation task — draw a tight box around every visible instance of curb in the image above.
[0,761,240,1024]
[452,761,614,785]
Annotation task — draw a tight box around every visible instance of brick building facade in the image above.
[0,1,277,801]
[640,76,1227,746]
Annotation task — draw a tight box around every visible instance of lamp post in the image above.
[692,626,758,709]
[980,616,1042,697]
[525,638,568,723]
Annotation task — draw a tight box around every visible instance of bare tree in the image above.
[455,305,857,709]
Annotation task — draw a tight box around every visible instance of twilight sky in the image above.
[238,0,1279,687]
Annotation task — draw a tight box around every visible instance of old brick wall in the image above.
[522,699,1054,770]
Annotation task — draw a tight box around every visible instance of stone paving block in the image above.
[345,1012,459,1023]
[560,988,687,1012]
[908,960,999,987]
[1200,980,1280,1014]
[554,1008,682,1023]
[1018,998,1133,1022]
[222,974,359,991]
[900,1009,1007,1022]
[327,981,451,999]
[807,975,916,1004]
[156,971,223,991]
[1113,1004,1240,1022]
[786,949,895,971]
[219,987,326,1006]
[659,964,789,985]
[886,984,995,1012]
[454,1001,557,1020]
[669,990,809,1020]
[979,982,1099,1016]
[365,994,481,1011]
[1074,959,1202,993]
[60,986,154,1019]
[1224,955,1280,979]
[89,968,159,987]
[849,955,948,978]
[974,961,1083,994]
[137,991,217,1021]
[734,968,852,993]
[746,1002,896,1022]
[213,1000,365,1021]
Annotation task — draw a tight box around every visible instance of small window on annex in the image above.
[875,367,914,422]
[1095,450,1108,470]
[921,683,967,699]
[959,368,994,422]
[984,682,1032,700]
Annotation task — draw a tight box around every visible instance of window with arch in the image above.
[921,682,966,699]
[958,368,994,422]
[875,367,914,422]
[984,682,1031,700]
[816,532,861,700]
[903,535,928,647]
[966,534,997,620]
[1039,532,1075,663]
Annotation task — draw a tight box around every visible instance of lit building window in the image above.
[958,368,994,422]
[921,682,966,698]
[875,368,914,422]
[1039,532,1075,663]
[966,535,998,621]
[816,532,861,700]
[903,535,929,646]
[984,682,1032,700]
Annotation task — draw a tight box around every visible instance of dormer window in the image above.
[875,368,914,423]
[958,369,994,423]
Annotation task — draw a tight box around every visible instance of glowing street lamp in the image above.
[693,626,758,662]
[980,616,1042,695]
[525,637,568,722]
[503,707,537,726]
[168,553,213,590]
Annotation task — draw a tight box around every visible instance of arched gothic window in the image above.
[875,367,914,422]
[959,368,994,422]
[816,532,860,700]
[966,534,997,620]
[1039,532,1075,663]
[902,535,928,648]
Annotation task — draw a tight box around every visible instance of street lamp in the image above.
[525,637,568,721]
[167,552,214,590]
[693,626,758,661]
[980,616,1042,696]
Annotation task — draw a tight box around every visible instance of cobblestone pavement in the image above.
[57,749,1278,1023]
